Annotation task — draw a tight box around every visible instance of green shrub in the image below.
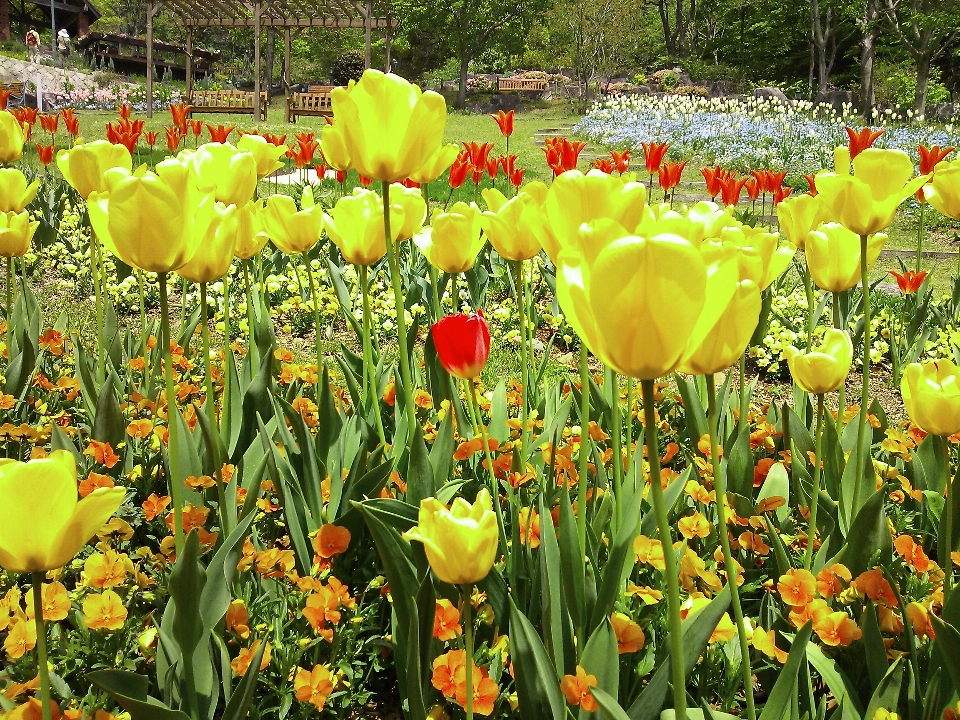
[330,50,365,86]
[650,69,678,91]
[874,60,951,108]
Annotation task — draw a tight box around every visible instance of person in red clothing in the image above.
[25,27,40,63]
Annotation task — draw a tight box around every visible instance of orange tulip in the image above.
[491,109,514,137]
[34,143,55,167]
[845,126,885,159]
[641,140,669,175]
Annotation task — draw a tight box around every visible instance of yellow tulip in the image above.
[414,201,485,273]
[234,200,269,260]
[480,186,546,262]
[784,329,853,394]
[56,140,132,200]
[923,157,960,219]
[556,219,733,380]
[323,188,403,266]
[178,203,239,283]
[262,185,324,255]
[543,169,646,262]
[327,70,446,182]
[684,201,739,244]
[409,143,460,184]
[0,111,24,164]
[805,223,887,293]
[389,183,426,240]
[319,123,351,172]
[191,143,258,207]
[402,489,498,585]
[777,194,826,250]
[817,148,927,236]
[88,160,215,273]
[0,211,38,258]
[237,134,288,179]
[901,359,960,436]
[720,225,795,290]
[0,450,125,573]
[0,169,39,213]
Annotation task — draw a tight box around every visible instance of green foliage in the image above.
[874,60,951,108]
[330,49,366,86]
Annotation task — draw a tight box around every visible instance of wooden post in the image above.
[364,0,371,69]
[283,27,290,100]
[185,27,193,99]
[252,2,260,121]
[145,0,153,118]
[384,22,391,73]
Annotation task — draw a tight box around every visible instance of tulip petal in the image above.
[47,486,128,570]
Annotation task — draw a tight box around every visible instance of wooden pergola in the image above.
[143,0,397,118]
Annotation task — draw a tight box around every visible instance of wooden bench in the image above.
[286,85,336,123]
[188,90,268,121]
[497,77,548,93]
[0,83,25,110]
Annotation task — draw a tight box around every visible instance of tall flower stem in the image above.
[221,269,232,445]
[608,367,623,530]
[462,585,474,720]
[200,282,227,533]
[302,252,323,378]
[942,435,954,604]
[833,292,846,439]
[641,379,685,720]
[360,265,386,447]
[137,271,148,356]
[5,256,12,361]
[804,394,825,573]
[382,181,415,441]
[852,234,871,518]
[515,260,528,461]
[738,353,748,433]
[706,373,755,720]
[242,260,259,375]
[91,232,105,384]
[802,263,814,349]
[916,202,925,273]
[577,343,590,558]
[159,272,185,553]
[625,378,634,468]
[428,265,442,321]
[31,572,52,720]
[464,377,507,552]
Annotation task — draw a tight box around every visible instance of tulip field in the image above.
[2,70,960,720]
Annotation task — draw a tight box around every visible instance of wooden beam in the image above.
[183,15,394,27]
[283,26,290,99]
[185,27,192,97]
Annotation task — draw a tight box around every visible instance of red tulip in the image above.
[610,149,630,174]
[641,141,669,175]
[463,141,494,170]
[144,131,159,148]
[35,143,55,166]
[165,126,183,153]
[592,158,614,174]
[432,311,490,380]
[0,89,13,110]
[314,163,328,180]
[845,126,884,160]
[207,124,235,143]
[448,152,472,189]
[39,113,59,134]
[491,109,514,137]
[889,270,927,294]
[117,103,131,119]
[744,176,761,201]
[189,119,204,138]
[918,144,953,175]
[487,156,499,179]
[700,166,729,199]
[803,174,818,197]
[169,102,192,132]
[60,108,79,137]
[401,177,420,188]
[358,174,373,187]
[510,168,525,188]
[500,154,518,176]
[117,131,139,155]
[657,160,687,192]
[336,169,347,184]
[772,185,792,205]
[13,107,37,127]
[718,175,748,207]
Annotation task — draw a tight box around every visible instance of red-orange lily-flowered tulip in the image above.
[168,102,192,132]
[592,158,615,174]
[718,174,749,207]
[803,173,818,197]
[889,270,927,294]
[448,152,472,189]
[744,176,761,201]
[641,140,669,175]
[39,113,59,134]
[491,110,514,137]
[510,168,525,188]
[207,124,235,143]
[117,103,131,119]
[13,107,37,128]
[358,174,373,188]
[164,126,183,153]
[60,108,79,137]
[35,143,55,166]
[610,149,630,174]
[701,166,729,198]
[658,160,687,192]
[144,131,158,148]
[463,141,494,171]
[0,89,13,110]
[487,156,499,179]
[542,137,584,176]
[500,154,518,176]
[189,119,204,138]
[773,185,792,205]
[916,144,954,201]
[845,126,885,159]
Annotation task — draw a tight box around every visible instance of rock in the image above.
[815,89,859,112]
[753,86,788,103]
[926,102,957,121]
[709,80,733,98]
[487,93,524,113]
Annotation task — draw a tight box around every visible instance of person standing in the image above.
[56,29,70,63]
[26,27,40,63]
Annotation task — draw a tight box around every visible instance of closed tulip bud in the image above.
[922,157,960,219]
[0,210,38,258]
[480,185,547,261]
[57,140,132,200]
[900,359,960,436]
[805,222,887,293]
[720,225,795,290]
[661,200,736,244]
[319,123,351,172]
[0,169,39,213]
[784,329,853,394]
[178,202,239,283]
[88,161,215,273]
[408,143,460,184]
[389,183,426,240]
[402,489,498,585]
[329,70,446,182]
[0,111,25,164]
[414,201,485,273]
[817,148,928,236]
[233,200,269,260]
[556,219,729,380]
[263,185,324,255]
[680,277,760,375]
[191,143,258,207]
[543,169,647,263]
[323,188,403,266]
[777,193,826,250]
[0,450,125,572]
[237,134,287,178]
[431,311,490,380]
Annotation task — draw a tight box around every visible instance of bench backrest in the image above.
[292,92,333,112]
[190,89,267,109]
[497,77,548,91]
[0,83,25,94]
[307,84,336,94]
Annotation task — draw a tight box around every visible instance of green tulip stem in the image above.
[916,201,925,274]
[738,352,748,434]
[31,572,52,720]
[5,256,11,362]
[515,260,528,461]
[577,343,590,558]
[242,260,259,375]
[302,252,323,380]
[608,367,623,531]
[382,181,416,442]
[833,291,846,439]
[180,276,188,329]
[625,377,634,469]
[428,264,442,321]
[943,435,954,604]
[200,282,227,532]
[804,394,825,573]
[91,231,105,385]
[852,234,871,518]
[360,265,386,447]
[461,585,474,720]
[159,272,185,553]
[464,377,508,552]
[706,373,755,720]
[802,262,814,349]
[137,271,148,357]
[641,379,686,720]
[221,269,232,445]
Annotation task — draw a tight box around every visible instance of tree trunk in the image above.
[659,0,675,57]
[676,0,685,58]
[914,52,931,115]
[688,0,698,56]
[859,0,877,113]
[457,54,469,109]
